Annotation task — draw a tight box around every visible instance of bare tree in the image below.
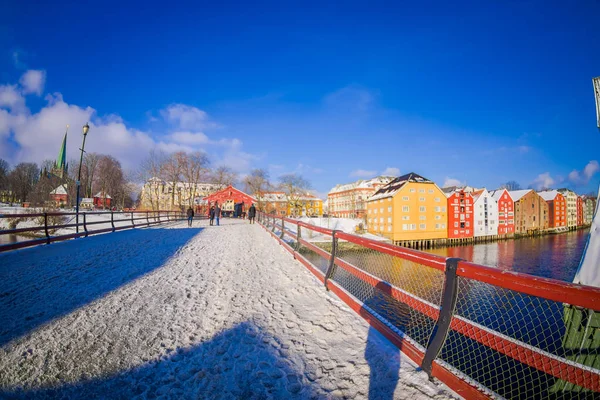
[138,150,167,210]
[501,180,522,191]
[161,152,187,209]
[82,152,101,198]
[0,159,9,202]
[96,155,126,209]
[181,152,211,207]
[278,173,311,217]
[243,169,271,211]
[8,163,40,203]
[210,166,238,188]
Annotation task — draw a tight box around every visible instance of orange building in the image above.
[577,196,584,226]
[538,190,567,228]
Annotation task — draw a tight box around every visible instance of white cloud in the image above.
[381,167,400,176]
[566,160,600,186]
[160,104,211,130]
[19,70,46,96]
[531,172,555,190]
[443,177,465,188]
[0,85,26,112]
[350,169,376,178]
[0,72,259,175]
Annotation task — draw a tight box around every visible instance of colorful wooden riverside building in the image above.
[445,188,474,240]
[508,189,549,234]
[471,188,499,238]
[366,172,447,248]
[203,186,256,217]
[490,189,515,235]
[538,190,567,229]
[577,196,584,226]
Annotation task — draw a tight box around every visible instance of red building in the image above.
[204,186,256,217]
[577,196,584,227]
[49,185,69,207]
[446,189,474,239]
[491,189,515,235]
[93,192,112,209]
[538,190,567,228]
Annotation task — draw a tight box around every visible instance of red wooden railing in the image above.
[257,212,600,399]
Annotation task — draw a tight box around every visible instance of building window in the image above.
[419,223,426,229]
[460,222,465,228]
[402,216,410,220]
[380,208,383,213]
[435,223,440,229]
[419,189,425,193]
[435,206,441,212]
[434,197,440,202]
[388,226,392,232]
[402,196,409,201]
[388,206,392,212]
[387,217,392,223]
[419,215,426,220]
[454,206,459,211]
[435,215,441,220]
[402,206,409,212]
[419,197,425,201]
[441,224,446,228]
[419,206,426,212]
[442,207,446,212]
[410,188,416,193]
[380,217,383,223]
[466,221,470,227]
[454,230,458,234]
[429,189,434,193]
[454,222,458,227]
[374,209,377,214]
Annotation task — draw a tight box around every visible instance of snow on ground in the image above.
[281,217,391,243]
[0,218,457,399]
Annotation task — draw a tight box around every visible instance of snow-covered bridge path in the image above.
[0,219,456,399]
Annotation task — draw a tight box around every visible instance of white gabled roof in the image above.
[81,198,94,204]
[490,189,508,201]
[538,190,560,201]
[50,185,68,195]
[94,192,112,199]
[328,176,395,195]
[508,189,533,202]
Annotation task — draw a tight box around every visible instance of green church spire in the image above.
[55,125,68,178]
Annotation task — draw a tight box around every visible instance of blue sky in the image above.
[1,1,599,198]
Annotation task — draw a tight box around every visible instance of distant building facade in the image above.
[510,190,549,234]
[538,190,567,228]
[260,191,323,217]
[557,189,577,229]
[49,185,69,207]
[366,172,447,242]
[204,186,256,217]
[583,197,597,225]
[328,176,394,218]
[140,178,223,210]
[446,189,474,239]
[577,196,584,226]
[490,189,514,235]
[472,189,499,237]
[93,192,112,209]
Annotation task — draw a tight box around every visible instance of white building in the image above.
[140,177,224,210]
[557,189,577,229]
[328,176,394,218]
[472,188,498,237]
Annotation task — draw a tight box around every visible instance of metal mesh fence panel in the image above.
[332,242,445,350]
[439,276,600,399]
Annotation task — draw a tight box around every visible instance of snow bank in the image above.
[0,218,456,399]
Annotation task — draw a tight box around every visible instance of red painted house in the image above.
[491,189,515,235]
[204,186,256,217]
[577,196,584,227]
[445,189,474,239]
[49,185,69,207]
[93,192,112,209]
[538,190,567,228]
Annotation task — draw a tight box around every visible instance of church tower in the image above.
[52,125,69,179]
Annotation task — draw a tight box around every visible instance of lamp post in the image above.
[76,123,90,234]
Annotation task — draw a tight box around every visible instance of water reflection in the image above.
[427,229,589,282]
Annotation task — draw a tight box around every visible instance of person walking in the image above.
[215,202,222,226]
[248,203,256,224]
[186,207,194,227]
[209,205,215,226]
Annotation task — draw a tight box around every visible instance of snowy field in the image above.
[0,219,457,399]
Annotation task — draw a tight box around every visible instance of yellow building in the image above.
[261,192,323,217]
[366,172,448,243]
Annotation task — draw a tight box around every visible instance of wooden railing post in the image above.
[131,211,135,227]
[295,224,302,251]
[271,215,276,232]
[44,213,50,244]
[280,217,285,239]
[111,210,115,232]
[146,211,150,227]
[83,213,88,237]
[421,257,461,377]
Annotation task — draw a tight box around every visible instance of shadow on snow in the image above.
[1,321,322,399]
[0,227,202,347]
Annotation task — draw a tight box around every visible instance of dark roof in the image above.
[372,172,432,198]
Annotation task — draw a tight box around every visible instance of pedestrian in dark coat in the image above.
[215,203,221,226]
[209,206,215,226]
[186,207,194,227]
[248,204,256,224]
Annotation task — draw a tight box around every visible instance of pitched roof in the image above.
[328,175,395,194]
[369,172,433,201]
[508,189,533,202]
[50,184,68,195]
[538,190,561,201]
[490,189,509,201]
[94,192,112,199]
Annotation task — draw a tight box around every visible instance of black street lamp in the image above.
[75,123,90,233]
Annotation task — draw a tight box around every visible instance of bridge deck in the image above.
[0,218,456,399]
